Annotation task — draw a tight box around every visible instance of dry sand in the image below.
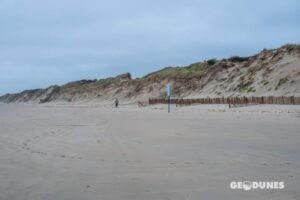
[0,103,300,200]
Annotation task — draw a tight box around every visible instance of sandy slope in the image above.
[1,44,300,104]
[0,103,300,200]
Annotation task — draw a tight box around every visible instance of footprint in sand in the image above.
[22,146,30,151]
[31,151,47,156]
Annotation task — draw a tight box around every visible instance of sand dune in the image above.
[1,44,300,104]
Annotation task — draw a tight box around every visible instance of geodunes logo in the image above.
[230,181,285,191]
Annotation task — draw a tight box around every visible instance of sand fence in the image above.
[149,96,300,107]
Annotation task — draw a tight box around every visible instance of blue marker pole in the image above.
[166,84,171,113]
[168,95,170,113]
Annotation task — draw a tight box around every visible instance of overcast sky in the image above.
[1,0,300,95]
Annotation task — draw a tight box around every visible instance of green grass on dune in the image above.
[143,62,211,79]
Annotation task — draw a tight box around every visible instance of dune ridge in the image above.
[1,44,300,104]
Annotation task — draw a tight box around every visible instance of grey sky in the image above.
[1,0,300,95]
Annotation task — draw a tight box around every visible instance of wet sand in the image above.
[0,103,300,200]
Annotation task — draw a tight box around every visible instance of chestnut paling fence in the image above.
[149,96,300,107]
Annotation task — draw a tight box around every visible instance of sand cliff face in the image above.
[1,44,300,103]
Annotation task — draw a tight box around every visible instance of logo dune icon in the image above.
[243,181,252,191]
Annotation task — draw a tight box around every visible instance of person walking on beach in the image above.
[114,98,119,108]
